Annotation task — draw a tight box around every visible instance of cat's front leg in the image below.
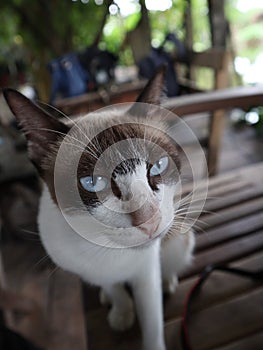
[132,245,166,350]
[103,283,135,331]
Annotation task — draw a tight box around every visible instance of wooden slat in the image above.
[165,287,263,350]
[47,270,87,350]
[163,85,263,117]
[184,230,263,278]
[1,241,88,350]
[203,186,263,213]
[54,80,146,115]
[182,164,263,202]
[1,242,49,348]
[198,197,263,231]
[205,178,250,198]
[85,302,141,350]
[211,331,263,350]
[195,211,263,251]
[187,288,263,349]
[187,48,226,70]
[164,251,263,321]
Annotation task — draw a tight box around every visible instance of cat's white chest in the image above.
[38,185,159,286]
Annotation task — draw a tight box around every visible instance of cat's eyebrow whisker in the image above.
[61,141,99,160]
[26,127,88,148]
[42,103,95,147]
[38,101,70,119]
[110,147,125,165]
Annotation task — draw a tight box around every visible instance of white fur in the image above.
[38,161,194,350]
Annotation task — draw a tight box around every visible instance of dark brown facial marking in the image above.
[76,123,180,210]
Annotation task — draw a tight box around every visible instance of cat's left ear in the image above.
[128,64,167,116]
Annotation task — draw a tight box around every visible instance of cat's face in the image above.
[4,67,182,248]
[59,117,181,247]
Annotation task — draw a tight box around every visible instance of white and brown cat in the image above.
[4,67,194,350]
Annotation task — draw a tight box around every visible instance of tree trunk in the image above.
[91,0,113,48]
[125,0,152,64]
[208,0,228,47]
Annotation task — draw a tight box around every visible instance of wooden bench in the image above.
[1,87,263,350]
[54,80,147,116]
[84,162,263,350]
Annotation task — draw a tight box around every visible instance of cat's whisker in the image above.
[61,141,99,160]
[45,104,96,147]
[26,127,88,148]
[21,228,39,236]
[33,254,52,271]
[47,265,61,279]
[19,229,41,242]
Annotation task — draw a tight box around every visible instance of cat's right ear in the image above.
[3,89,69,171]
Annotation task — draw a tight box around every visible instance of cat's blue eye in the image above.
[80,176,108,193]
[150,156,169,176]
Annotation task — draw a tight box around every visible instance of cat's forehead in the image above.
[74,110,172,147]
[75,120,178,175]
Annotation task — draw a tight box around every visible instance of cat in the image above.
[3,67,195,350]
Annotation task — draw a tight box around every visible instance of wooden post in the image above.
[208,51,230,176]
[207,0,229,176]
[184,0,194,81]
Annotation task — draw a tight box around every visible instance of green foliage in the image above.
[149,1,186,46]
[1,0,262,94]
[225,2,263,63]
[0,1,110,61]
[0,7,20,63]
[191,0,211,51]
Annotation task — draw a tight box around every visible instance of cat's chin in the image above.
[103,228,161,249]
[105,219,173,249]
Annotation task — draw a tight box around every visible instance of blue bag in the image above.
[48,53,89,103]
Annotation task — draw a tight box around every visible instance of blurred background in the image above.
[0,0,262,98]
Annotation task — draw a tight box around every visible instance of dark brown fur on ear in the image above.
[3,89,69,172]
[136,64,167,104]
[128,64,167,116]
